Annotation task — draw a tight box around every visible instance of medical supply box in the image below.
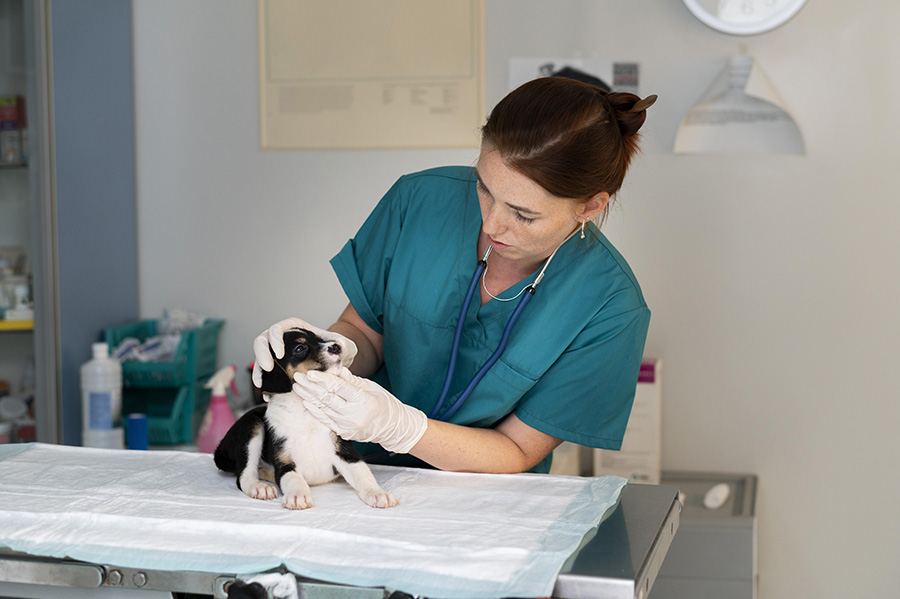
[594,358,662,482]
[104,318,224,444]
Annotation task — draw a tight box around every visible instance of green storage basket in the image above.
[104,318,224,388]
[122,383,212,445]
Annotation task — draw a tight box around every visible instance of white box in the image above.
[593,359,662,483]
[549,441,592,477]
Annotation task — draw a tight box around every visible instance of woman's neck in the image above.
[477,232,542,304]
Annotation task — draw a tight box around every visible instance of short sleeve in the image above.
[330,178,407,336]
[515,304,650,450]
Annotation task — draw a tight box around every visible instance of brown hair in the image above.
[481,77,655,223]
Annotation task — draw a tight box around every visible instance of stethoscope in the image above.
[428,229,577,421]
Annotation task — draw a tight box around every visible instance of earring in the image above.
[580,219,586,240]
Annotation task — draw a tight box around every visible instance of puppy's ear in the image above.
[259,341,293,395]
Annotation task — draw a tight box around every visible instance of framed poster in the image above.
[259,0,485,150]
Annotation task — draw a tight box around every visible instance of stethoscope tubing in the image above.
[429,258,486,419]
[437,288,533,421]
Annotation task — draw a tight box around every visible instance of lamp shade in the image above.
[674,55,804,155]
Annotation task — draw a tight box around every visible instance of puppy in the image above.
[214,328,397,510]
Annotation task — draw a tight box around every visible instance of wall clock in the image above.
[682,0,808,35]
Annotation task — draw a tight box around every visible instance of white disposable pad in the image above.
[0,444,626,599]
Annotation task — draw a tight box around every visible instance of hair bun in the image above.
[629,95,658,113]
[606,91,656,138]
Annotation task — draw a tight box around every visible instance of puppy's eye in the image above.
[292,345,309,359]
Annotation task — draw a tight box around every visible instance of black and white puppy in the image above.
[214,328,397,510]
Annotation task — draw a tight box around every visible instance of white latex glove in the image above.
[293,367,428,454]
[252,317,357,388]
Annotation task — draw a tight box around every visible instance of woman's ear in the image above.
[577,192,610,221]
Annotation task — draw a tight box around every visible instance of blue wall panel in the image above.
[51,1,138,444]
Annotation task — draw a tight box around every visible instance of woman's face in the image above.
[475,146,583,270]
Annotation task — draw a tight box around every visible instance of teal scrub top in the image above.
[330,166,650,473]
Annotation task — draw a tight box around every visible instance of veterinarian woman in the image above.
[254,77,656,474]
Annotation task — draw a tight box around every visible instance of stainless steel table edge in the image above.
[0,553,375,598]
[554,484,681,599]
[0,551,224,595]
[632,487,681,599]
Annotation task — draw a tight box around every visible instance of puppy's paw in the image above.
[362,489,399,509]
[283,492,314,510]
[245,481,278,501]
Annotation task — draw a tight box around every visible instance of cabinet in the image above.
[0,1,35,424]
[1,0,140,445]
[650,472,758,599]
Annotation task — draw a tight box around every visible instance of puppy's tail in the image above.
[213,443,235,473]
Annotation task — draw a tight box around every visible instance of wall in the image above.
[132,2,900,598]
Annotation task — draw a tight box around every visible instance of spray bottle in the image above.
[195,365,239,453]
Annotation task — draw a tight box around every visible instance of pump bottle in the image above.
[196,365,239,453]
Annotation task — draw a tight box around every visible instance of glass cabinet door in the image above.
[0,0,59,443]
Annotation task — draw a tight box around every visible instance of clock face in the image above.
[683,0,808,35]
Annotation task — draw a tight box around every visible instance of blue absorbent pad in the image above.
[0,443,627,599]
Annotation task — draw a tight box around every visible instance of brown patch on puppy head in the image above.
[276,328,343,379]
[281,332,315,380]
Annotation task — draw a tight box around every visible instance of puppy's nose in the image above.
[327,343,341,355]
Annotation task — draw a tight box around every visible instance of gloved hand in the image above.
[252,317,358,388]
[293,367,428,454]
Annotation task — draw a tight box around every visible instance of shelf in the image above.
[0,320,33,332]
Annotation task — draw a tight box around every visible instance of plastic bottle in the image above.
[80,342,123,449]
[195,365,239,453]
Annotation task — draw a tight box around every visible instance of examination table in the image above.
[0,444,679,599]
